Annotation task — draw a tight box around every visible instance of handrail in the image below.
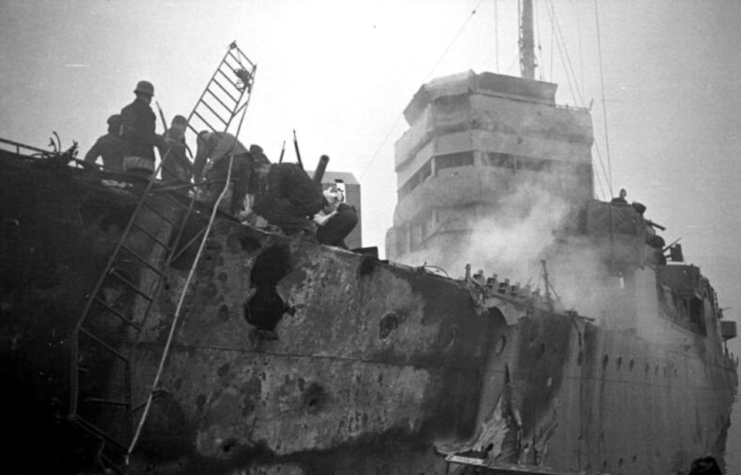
[0,137,53,155]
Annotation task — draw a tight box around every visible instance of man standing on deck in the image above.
[159,115,193,184]
[83,114,126,172]
[120,80,171,177]
[611,188,628,205]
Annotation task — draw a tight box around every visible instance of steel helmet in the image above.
[106,114,121,126]
[134,80,154,96]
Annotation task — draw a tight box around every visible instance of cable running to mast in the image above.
[594,0,613,196]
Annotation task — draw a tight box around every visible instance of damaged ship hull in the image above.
[1,149,737,474]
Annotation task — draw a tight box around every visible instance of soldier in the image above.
[193,131,253,215]
[83,114,126,172]
[120,80,171,177]
[159,115,193,184]
[611,188,628,205]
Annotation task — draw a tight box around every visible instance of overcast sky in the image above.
[2,0,740,385]
[2,0,740,466]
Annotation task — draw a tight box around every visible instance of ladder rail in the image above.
[185,46,236,126]
[185,42,256,139]
[128,58,256,457]
[71,187,197,448]
[69,174,163,417]
[126,154,236,460]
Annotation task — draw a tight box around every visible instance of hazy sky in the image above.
[1,0,740,467]
[2,0,740,350]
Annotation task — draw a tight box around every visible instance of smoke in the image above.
[399,177,569,279]
[401,175,617,319]
[541,236,617,318]
[462,180,572,281]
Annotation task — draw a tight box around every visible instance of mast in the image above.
[519,0,536,79]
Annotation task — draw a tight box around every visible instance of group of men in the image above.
[84,80,357,248]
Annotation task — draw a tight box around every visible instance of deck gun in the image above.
[278,140,286,164]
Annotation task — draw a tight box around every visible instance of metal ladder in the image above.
[184,40,257,145]
[68,41,257,472]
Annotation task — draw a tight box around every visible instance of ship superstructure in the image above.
[385,71,594,270]
[0,4,738,475]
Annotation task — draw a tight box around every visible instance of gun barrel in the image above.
[292,129,303,170]
[313,155,329,184]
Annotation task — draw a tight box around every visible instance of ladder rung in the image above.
[228,47,255,68]
[79,327,129,362]
[205,88,236,116]
[108,269,154,302]
[212,76,239,103]
[186,121,216,139]
[84,397,130,407]
[131,221,173,252]
[93,296,144,330]
[221,59,242,79]
[160,192,191,210]
[186,122,214,141]
[141,200,181,229]
[73,414,128,452]
[217,69,241,92]
[192,111,219,136]
[198,97,229,126]
[119,244,164,276]
[225,50,243,66]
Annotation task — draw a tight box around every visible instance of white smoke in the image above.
[399,175,616,319]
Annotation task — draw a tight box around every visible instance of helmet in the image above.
[249,144,270,165]
[106,114,121,126]
[134,80,154,96]
[171,115,187,126]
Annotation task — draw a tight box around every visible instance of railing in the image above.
[0,137,50,155]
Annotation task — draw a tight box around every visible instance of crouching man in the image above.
[252,158,324,237]
[313,186,358,249]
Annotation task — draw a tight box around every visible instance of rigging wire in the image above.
[594,0,613,196]
[575,0,585,96]
[494,0,499,72]
[549,6,555,81]
[534,0,544,81]
[542,0,610,200]
[592,152,608,200]
[543,0,584,106]
[591,141,611,201]
[359,0,486,180]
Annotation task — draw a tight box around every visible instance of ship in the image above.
[1,3,738,475]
